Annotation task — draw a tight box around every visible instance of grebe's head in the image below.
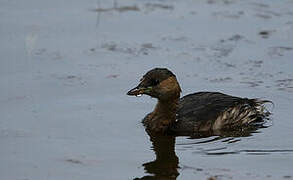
[127,68,181,101]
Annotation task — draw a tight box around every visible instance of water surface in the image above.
[1,0,293,179]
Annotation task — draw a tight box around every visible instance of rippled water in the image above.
[1,0,293,179]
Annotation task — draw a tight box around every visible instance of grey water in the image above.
[1,0,293,179]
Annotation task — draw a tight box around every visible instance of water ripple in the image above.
[199,149,293,156]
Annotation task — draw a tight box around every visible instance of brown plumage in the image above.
[127,68,271,135]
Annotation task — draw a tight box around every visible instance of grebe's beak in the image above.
[127,86,152,96]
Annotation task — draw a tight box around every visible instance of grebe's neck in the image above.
[144,97,180,133]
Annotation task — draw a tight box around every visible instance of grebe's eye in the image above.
[151,79,160,86]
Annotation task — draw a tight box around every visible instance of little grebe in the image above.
[127,68,271,134]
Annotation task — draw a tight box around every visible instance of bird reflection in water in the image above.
[134,133,179,180]
[134,125,268,180]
